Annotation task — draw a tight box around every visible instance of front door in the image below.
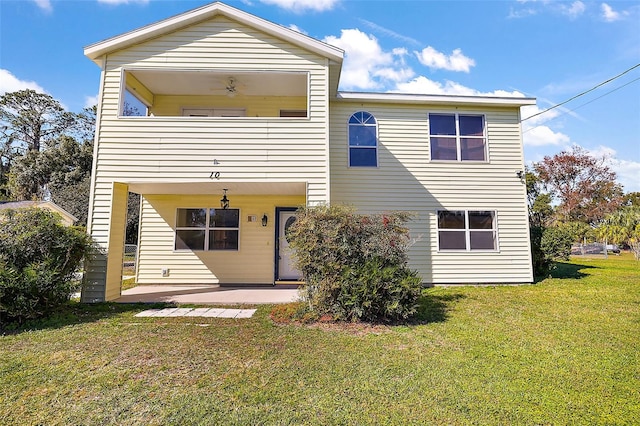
[277,209,302,281]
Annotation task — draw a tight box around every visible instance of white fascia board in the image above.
[335,91,537,107]
[84,2,344,65]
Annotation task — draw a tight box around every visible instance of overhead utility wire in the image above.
[521,62,640,122]
[523,76,640,134]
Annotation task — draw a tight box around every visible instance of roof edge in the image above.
[336,91,537,107]
[84,2,344,65]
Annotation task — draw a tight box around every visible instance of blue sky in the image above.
[1,0,639,191]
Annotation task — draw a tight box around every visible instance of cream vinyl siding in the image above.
[329,102,533,284]
[136,194,304,284]
[87,15,330,290]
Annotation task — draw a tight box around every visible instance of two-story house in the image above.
[82,2,535,302]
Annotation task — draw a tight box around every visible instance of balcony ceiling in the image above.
[129,71,307,97]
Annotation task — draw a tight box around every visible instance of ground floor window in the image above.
[437,210,496,251]
[175,208,239,251]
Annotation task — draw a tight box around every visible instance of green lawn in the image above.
[1,255,638,425]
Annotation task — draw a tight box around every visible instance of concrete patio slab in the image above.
[116,284,300,305]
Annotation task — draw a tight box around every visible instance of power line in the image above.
[523,76,640,134]
[521,62,640,122]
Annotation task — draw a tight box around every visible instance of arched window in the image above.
[348,111,378,167]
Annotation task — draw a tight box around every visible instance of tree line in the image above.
[527,146,640,272]
[0,89,139,242]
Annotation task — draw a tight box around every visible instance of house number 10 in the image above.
[210,159,221,179]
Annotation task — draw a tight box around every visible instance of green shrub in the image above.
[541,226,574,262]
[286,204,422,322]
[530,225,574,278]
[0,208,94,325]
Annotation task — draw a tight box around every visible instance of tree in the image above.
[622,192,640,207]
[597,207,640,260]
[126,193,141,244]
[47,136,94,226]
[0,89,77,153]
[525,167,553,227]
[7,135,94,224]
[534,146,623,225]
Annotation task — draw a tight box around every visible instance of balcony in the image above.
[122,70,309,119]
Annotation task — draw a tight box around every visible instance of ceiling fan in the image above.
[212,76,244,97]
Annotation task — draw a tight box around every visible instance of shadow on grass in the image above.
[412,292,466,324]
[548,261,597,280]
[1,301,175,335]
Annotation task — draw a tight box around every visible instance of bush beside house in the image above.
[0,208,94,326]
[286,204,422,323]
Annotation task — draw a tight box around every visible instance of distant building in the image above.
[0,201,78,227]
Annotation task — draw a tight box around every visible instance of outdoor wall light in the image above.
[516,170,524,180]
[220,189,229,209]
[262,214,268,227]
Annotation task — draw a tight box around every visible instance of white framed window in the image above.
[429,113,487,161]
[437,210,497,251]
[348,111,378,167]
[175,208,239,251]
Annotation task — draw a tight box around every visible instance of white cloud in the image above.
[32,0,52,12]
[584,145,640,192]
[508,7,537,19]
[520,104,572,147]
[414,47,475,73]
[97,0,149,5]
[288,24,307,35]
[521,103,562,126]
[0,69,47,95]
[84,95,99,108]
[560,1,586,19]
[600,3,629,22]
[523,125,570,147]
[324,29,413,90]
[394,75,524,98]
[359,19,421,46]
[258,0,339,13]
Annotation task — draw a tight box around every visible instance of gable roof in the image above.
[84,2,344,66]
[0,201,78,225]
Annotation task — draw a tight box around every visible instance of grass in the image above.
[1,254,638,425]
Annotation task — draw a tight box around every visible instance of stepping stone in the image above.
[135,310,160,317]
[200,308,228,317]
[134,307,256,318]
[155,308,181,316]
[216,309,237,318]
[234,309,257,318]
[166,308,194,317]
[184,308,213,317]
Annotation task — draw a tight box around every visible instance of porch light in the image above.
[220,189,230,209]
[261,214,268,227]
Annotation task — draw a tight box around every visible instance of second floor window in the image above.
[348,111,378,167]
[429,113,486,161]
